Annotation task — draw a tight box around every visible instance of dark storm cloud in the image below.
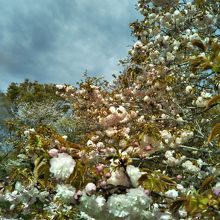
[0,0,140,91]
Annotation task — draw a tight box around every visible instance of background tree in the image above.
[0,92,12,152]
[5,80,71,127]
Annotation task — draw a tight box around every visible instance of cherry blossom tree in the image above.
[0,0,220,219]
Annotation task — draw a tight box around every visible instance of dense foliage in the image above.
[0,0,220,219]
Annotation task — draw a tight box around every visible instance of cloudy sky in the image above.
[0,0,140,91]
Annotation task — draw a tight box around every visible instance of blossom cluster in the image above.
[79,187,153,220]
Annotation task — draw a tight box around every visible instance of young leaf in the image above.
[199,176,214,192]
[208,123,220,143]
[170,198,187,214]
[191,39,206,51]
[206,94,220,109]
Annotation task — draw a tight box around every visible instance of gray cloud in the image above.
[0,0,140,91]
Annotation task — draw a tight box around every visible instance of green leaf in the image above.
[35,135,42,147]
[185,195,209,214]
[139,172,176,193]
[194,0,205,7]
[33,155,50,187]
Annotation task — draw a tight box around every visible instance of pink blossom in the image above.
[213,188,220,196]
[74,190,83,200]
[85,183,96,195]
[105,172,111,178]
[96,142,105,148]
[48,148,59,157]
[213,184,220,196]
[177,175,183,180]
[100,181,107,187]
[96,164,105,172]
[105,127,117,137]
[60,147,66,152]
[144,190,150,196]
[107,168,130,187]
[145,145,152,151]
